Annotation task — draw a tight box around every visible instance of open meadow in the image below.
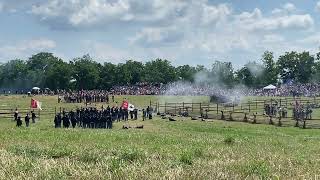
[0,95,320,179]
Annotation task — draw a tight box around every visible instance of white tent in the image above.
[32,87,40,90]
[263,84,277,90]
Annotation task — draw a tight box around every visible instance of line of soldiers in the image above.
[53,106,153,129]
[14,109,37,127]
[264,104,288,118]
[293,104,313,121]
[61,91,114,104]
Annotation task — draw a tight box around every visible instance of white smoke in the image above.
[161,70,249,103]
[246,62,265,77]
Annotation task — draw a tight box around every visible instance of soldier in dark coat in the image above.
[16,116,22,127]
[62,114,70,128]
[31,111,36,123]
[130,110,134,120]
[142,109,146,121]
[70,111,77,128]
[54,114,62,128]
[124,109,129,121]
[14,108,18,121]
[134,109,138,120]
[25,114,30,127]
[106,116,112,129]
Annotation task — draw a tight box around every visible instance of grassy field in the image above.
[0,95,320,179]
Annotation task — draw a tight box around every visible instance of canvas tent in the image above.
[32,87,40,90]
[263,84,277,90]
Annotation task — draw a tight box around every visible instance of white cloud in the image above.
[9,0,317,65]
[0,39,56,61]
[236,8,313,31]
[30,0,232,29]
[283,3,296,12]
[272,3,296,15]
[316,1,320,12]
[82,40,137,63]
[201,4,231,25]
[262,34,285,43]
[251,14,313,31]
[130,27,184,47]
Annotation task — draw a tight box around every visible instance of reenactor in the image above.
[14,108,18,121]
[62,114,70,128]
[25,114,30,127]
[16,116,22,127]
[106,115,112,129]
[117,107,122,122]
[134,109,138,120]
[142,109,146,121]
[54,113,62,128]
[70,111,77,128]
[124,109,129,121]
[130,110,134,120]
[282,107,287,118]
[252,113,257,124]
[31,111,36,123]
[147,106,152,119]
[220,111,225,120]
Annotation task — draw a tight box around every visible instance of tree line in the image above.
[0,51,320,90]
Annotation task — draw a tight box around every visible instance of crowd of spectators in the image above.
[3,82,320,98]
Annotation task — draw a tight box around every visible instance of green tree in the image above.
[144,59,177,83]
[26,52,62,87]
[236,62,264,87]
[0,59,28,88]
[73,54,100,89]
[211,61,235,87]
[44,60,72,89]
[176,65,197,82]
[277,51,314,83]
[261,51,277,85]
[99,62,117,89]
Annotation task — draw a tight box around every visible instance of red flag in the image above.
[122,100,129,110]
[31,98,42,110]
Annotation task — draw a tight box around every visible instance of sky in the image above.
[0,0,320,67]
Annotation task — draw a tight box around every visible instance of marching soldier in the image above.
[25,114,30,127]
[16,116,22,127]
[31,111,36,123]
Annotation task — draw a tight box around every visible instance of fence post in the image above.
[192,103,194,112]
[38,109,41,121]
[200,103,202,114]
[255,99,258,110]
[233,103,235,112]
[183,102,185,111]
[216,103,219,114]
[249,102,251,112]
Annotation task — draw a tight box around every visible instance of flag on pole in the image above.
[31,98,42,110]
